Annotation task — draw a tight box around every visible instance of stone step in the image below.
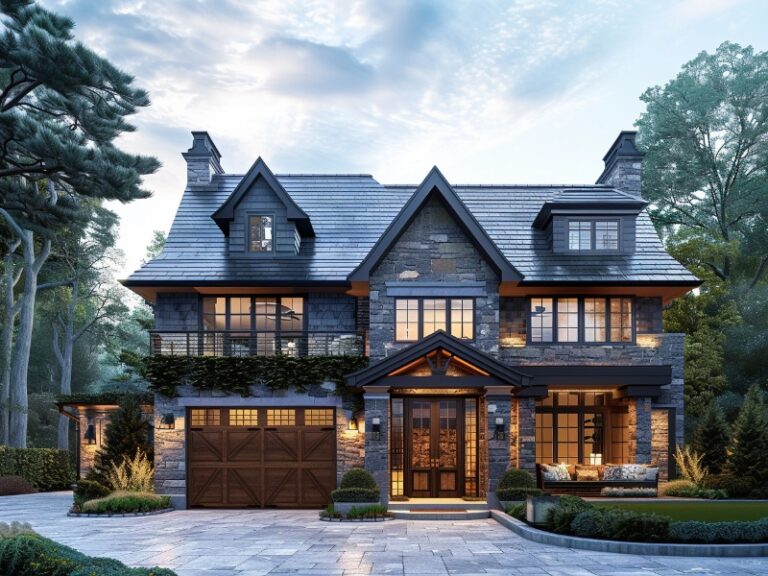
[390,509,490,520]
[388,500,489,511]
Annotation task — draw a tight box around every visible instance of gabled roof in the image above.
[211,157,314,236]
[532,188,647,229]
[348,167,522,283]
[345,330,531,388]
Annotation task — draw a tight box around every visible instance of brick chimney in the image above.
[596,131,644,197]
[182,131,223,186]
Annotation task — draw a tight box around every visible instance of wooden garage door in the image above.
[187,407,336,508]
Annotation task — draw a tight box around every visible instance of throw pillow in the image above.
[603,465,622,481]
[645,466,659,481]
[541,463,571,481]
[575,465,599,481]
[620,464,648,481]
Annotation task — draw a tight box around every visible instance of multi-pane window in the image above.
[530,298,554,343]
[529,297,634,343]
[464,398,478,497]
[394,298,474,342]
[190,409,220,426]
[248,215,273,252]
[229,409,258,426]
[267,409,296,426]
[556,298,579,342]
[568,219,620,251]
[304,409,334,426]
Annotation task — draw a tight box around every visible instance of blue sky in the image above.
[43,0,768,276]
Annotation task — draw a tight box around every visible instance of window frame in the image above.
[566,218,622,253]
[200,295,307,333]
[526,296,635,345]
[246,212,275,255]
[393,297,475,343]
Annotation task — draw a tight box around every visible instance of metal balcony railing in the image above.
[149,330,366,357]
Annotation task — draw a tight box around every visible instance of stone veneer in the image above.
[362,392,388,504]
[368,195,499,361]
[153,383,362,509]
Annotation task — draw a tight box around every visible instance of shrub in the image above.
[0,447,75,491]
[339,468,377,490]
[547,495,590,534]
[345,504,389,520]
[0,475,36,496]
[669,519,768,544]
[692,402,730,475]
[107,450,154,493]
[673,445,707,486]
[702,474,754,498]
[496,487,544,501]
[81,492,171,514]
[729,384,768,486]
[73,480,111,508]
[498,468,535,490]
[600,487,657,497]
[330,488,380,502]
[661,480,725,499]
[505,503,526,520]
[0,522,35,537]
[660,479,695,496]
[598,508,670,542]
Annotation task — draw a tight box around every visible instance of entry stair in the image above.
[388,498,490,520]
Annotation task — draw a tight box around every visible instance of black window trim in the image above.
[394,297,476,343]
[527,295,636,345]
[565,217,622,254]
[246,212,276,256]
[199,294,307,333]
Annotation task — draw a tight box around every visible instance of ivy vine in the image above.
[144,355,370,398]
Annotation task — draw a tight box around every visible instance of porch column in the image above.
[517,397,536,473]
[486,386,513,492]
[630,397,653,464]
[363,385,389,505]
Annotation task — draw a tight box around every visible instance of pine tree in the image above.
[89,395,152,487]
[729,385,768,486]
[692,402,730,474]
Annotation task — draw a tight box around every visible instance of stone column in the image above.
[629,397,652,464]
[153,394,187,509]
[363,386,389,505]
[486,387,512,492]
[517,397,537,473]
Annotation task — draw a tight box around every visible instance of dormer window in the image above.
[249,215,273,252]
[568,219,619,251]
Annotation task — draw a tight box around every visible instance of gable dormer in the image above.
[212,158,314,256]
[532,188,647,254]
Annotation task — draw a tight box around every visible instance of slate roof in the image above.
[123,173,699,286]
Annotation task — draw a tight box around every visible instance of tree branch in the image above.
[703,262,727,281]
[749,256,768,289]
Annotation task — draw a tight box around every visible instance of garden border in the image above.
[67,508,174,518]
[491,510,768,557]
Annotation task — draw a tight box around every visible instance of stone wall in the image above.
[486,394,511,491]
[628,397,652,464]
[363,393,389,504]
[651,409,670,480]
[369,195,499,360]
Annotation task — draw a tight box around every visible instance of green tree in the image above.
[89,395,151,487]
[729,384,768,487]
[692,401,730,474]
[0,0,159,446]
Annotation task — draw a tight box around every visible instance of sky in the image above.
[43,0,768,277]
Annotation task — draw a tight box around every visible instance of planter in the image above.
[333,501,379,515]
[500,500,525,510]
[526,495,560,526]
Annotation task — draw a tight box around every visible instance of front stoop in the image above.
[388,499,490,520]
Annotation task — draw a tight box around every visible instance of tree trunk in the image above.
[1,241,20,445]
[54,278,77,451]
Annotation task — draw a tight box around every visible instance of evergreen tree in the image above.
[89,395,152,487]
[692,402,730,474]
[729,385,768,486]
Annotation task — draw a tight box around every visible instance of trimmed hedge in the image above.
[73,480,111,509]
[81,492,171,514]
[571,508,670,542]
[661,479,726,499]
[702,474,754,498]
[498,468,536,490]
[669,519,768,544]
[331,488,380,503]
[547,495,591,534]
[496,487,544,501]
[0,447,74,491]
[0,532,176,576]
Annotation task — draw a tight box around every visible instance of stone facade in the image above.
[368,195,499,360]
[651,408,671,480]
[363,392,389,504]
[486,393,511,491]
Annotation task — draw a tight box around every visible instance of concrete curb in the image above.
[491,510,768,557]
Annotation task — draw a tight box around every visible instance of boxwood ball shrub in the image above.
[339,468,378,490]
[332,468,380,503]
[498,468,536,489]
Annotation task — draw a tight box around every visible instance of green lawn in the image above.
[596,501,768,522]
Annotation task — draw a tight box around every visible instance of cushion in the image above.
[541,463,571,481]
[603,465,622,480]
[645,466,659,481]
[620,464,648,481]
[575,465,599,481]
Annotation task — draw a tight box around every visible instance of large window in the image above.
[394,298,474,342]
[248,215,273,252]
[535,392,628,465]
[568,220,619,251]
[530,297,633,343]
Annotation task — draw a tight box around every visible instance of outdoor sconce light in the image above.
[487,403,497,414]
[84,422,97,445]
[348,416,359,432]
[371,417,381,441]
[494,417,506,441]
[159,413,176,430]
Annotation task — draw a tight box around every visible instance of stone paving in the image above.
[2,492,768,575]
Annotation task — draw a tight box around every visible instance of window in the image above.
[529,297,634,343]
[267,409,296,426]
[568,220,620,251]
[394,298,475,342]
[229,409,258,426]
[190,409,220,427]
[304,409,334,426]
[248,215,273,252]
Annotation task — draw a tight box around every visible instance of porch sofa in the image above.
[536,463,659,497]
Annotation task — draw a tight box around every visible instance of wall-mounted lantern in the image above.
[158,413,176,430]
[84,421,97,445]
[371,417,381,441]
[348,416,359,432]
[494,417,506,441]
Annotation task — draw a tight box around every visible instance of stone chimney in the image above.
[596,130,644,197]
[182,131,223,186]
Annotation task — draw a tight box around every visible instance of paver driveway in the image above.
[2,492,768,576]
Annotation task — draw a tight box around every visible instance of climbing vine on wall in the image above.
[144,355,370,398]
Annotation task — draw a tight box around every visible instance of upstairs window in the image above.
[568,220,619,251]
[395,298,474,342]
[529,297,633,343]
[249,215,273,252]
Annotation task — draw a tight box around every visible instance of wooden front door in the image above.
[406,398,462,498]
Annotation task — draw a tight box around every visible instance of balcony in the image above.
[149,330,366,357]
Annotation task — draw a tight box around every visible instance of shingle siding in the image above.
[307,293,357,332]
[155,293,199,331]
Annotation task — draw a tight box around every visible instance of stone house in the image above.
[122,130,698,509]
